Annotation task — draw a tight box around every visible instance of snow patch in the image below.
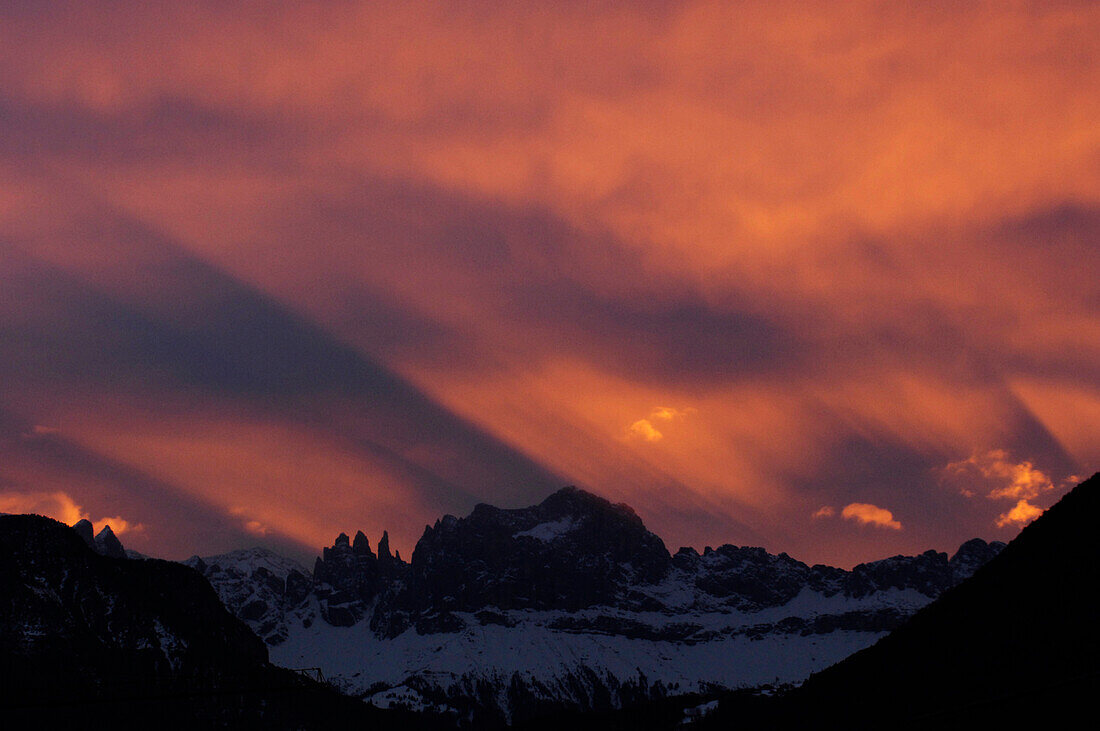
[513,517,578,542]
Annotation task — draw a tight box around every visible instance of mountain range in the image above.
[8,476,1094,729]
[181,486,1003,725]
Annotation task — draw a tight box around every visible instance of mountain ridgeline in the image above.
[184,486,1005,724]
[0,513,442,729]
[698,471,1100,730]
[5,475,1094,729]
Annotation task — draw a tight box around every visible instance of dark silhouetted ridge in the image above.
[0,514,446,729]
[703,472,1100,730]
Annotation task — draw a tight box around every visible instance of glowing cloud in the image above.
[841,503,903,531]
[651,407,696,421]
[244,520,269,537]
[0,491,141,535]
[627,419,664,442]
[812,506,836,519]
[939,450,1074,529]
[944,449,1057,501]
[996,499,1044,528]
[626,406,695,442]
[0,0,1096,567]
[229,506,271,538]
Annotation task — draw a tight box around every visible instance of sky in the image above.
[0,0,1097,568]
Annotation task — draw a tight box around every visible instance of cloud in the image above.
[937,449,1082,531]
[954,448,1056,499]
[651,407,695,421]
[841,503,903,531]
[628,419,664,442]
[943,449,1058,501]
[812,506,836,519]
[996,499,1044,528]
[0,490,141,535]
[229,506,270,537]
[244,520,268,536]
[0,0,1096,568]
[626,406,696,442]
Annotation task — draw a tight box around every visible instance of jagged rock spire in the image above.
[94,525,126,559]
[377,530,392,562]
[352,530,372,555]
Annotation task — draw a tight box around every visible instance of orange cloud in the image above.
[651,407,695,421]
[841,503,903,531]
[626,406,696,443]
[0,0,1096,569]
[627,419,664,442]
[940,450,1078,531]
[0,490,141,536]
[244,520,269,537]
[812,506,836,520]
[996,499,1044,529]
[944,449,1057,501]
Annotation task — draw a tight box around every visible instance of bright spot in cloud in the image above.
[996,499,1044,528]
[626,406,696,442]
[627,419,664,442]
[0,491,142,535]
[651,407,696,421]
[841,502,903,530]
[230,506,270,536]
[19,425,61,440]
[244,520,269,536]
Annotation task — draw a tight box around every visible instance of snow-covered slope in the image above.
[184,548,312,645]
[185,487,1004,725]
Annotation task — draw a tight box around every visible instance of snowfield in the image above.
[267,588,928,718]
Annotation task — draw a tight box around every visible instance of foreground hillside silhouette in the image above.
[0,514,444,729]
[698,471,1100,729]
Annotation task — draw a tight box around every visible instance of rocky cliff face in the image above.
[184,547,313,645]
[185,486,1004,725]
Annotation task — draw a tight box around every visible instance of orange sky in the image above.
[1,1,1097,567]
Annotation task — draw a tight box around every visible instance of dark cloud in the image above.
[272,174,799,385]
[0,93,304,169]
[0,406,311,561]
[0,208,566,519]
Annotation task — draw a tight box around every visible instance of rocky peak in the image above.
[311,528,410,626]
[93,525,126,559]
[538,485,641,524]
[948,537,1006,582]
[72,518,95,549]
[352,530,371,555]
[400,486,671,615]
